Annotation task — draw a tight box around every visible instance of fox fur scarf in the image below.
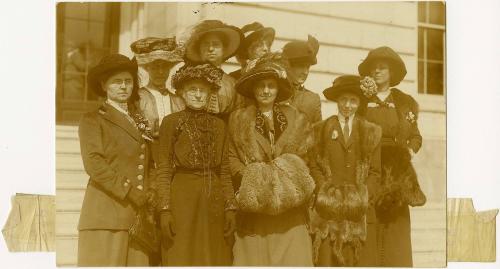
[228,105,316,215]
[310,117,382,265]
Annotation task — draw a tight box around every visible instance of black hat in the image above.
[185,20,242,62]
[235,53,293,102]
[87,54,138,97]
[358,46,407,86]
[236,22,275,61]
[323,75,365,102]
[282,35,320,65]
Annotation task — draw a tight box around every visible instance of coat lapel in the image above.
[254,129,274,160]
[100,103,142,142]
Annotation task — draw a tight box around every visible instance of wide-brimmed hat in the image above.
[171,63,224,94]
[358,46,407,86]
[236,22,275,61]
[282,35,320,65]
[323,75,366,102]
[130,37,184,65]
[235,53,293,102]
[87,54,138,97]
[185,20,242,62]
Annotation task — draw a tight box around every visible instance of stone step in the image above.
[56,189,84,212]
[56,170,88,190]
[56,153,84,171]
[56,138,80,154]
[411,227,446,252]
[412,250,447,267]
[56,211,80,237]
[56,236,78,267]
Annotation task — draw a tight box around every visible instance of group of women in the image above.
[76,19,426,267]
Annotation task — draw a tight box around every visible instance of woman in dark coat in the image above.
[358,46,427,266]
[309,75,382,267]
[77,54,156,266]
[155,63,237,266]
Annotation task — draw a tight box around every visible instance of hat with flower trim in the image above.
[171,63,224,93]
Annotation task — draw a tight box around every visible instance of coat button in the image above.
[137,175,143,180]
[137,185,143,190]
[139,154,145,160]
[138,164,144,170]
[123,182,129,187]
[141,144,146,149]
[346,164,351,168]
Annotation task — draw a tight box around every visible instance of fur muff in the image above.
[236,153,315,215]
[372,146,426,209]
[315,163,369,221]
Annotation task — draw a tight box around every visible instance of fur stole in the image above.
[310,117,381,265]
[236,153,315,215]
[228,104,314,163]
[310,209,366,266]
[314,117,382,220]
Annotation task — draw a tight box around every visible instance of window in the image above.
[56,2,120,123]
[418,1,445,95]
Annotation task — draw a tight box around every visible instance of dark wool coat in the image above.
[284,85,323,124]
[78,103,153,231]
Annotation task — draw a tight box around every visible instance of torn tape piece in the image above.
[447,198,498,262]
[2,193,55,252]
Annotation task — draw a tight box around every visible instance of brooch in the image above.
[331,129,339,140]
[406,111,417,123]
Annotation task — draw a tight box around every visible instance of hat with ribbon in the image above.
[235,52,293,102]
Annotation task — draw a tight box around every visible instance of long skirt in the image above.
[77,230,150,266]
[233,207,313,266]
[163,171,232,266]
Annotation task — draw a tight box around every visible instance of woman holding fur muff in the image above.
[227,53,316,266]
[309,75,382,267]
[358,46,427,266]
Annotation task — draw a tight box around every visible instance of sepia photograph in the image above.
[55,1,446,267]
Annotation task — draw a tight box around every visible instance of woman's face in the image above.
[247,39,270,60]
[337,93,360,118]
[199,33,224,66]
[253,77,279,107]
[180,79,211,110]
[101,71,134,103]
[370,61,391,87]
[145,60,173,88]
[287,61,311,86]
